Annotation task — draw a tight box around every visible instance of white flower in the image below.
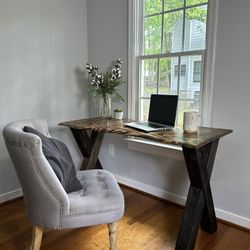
[85,58,124,102]
[117,58,122,65]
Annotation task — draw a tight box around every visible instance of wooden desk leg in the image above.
[175,139,219,250]
[70,128,104,170]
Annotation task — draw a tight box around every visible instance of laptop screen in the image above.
[148,94,178,126]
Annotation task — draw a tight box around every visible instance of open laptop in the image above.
[125,94,178,132]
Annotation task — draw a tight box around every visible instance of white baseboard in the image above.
[115,174,250,230]
[115,174,186,206]
[215,208,250,229]
[0,188,23,204]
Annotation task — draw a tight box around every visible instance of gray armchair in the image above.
[3,119,124,250]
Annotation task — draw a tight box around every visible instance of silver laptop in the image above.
[125,94,178,132]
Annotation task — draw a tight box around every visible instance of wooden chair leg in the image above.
[30,226,43,250]
[108,221,119,250]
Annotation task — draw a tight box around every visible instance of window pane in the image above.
[181,64,186,76]
[186,0,208,7]
[141,59,158,97]
[193,61,201,82]
[163,10,183,53]
[174,65,179,76]
[170,57,180,94]
[179,55,202,97]
[175,55,202,126]
[184,5,208,51]
[140,99,150,121]
[144,15,162,55]
[145,0,162,16]
[159,57,178,95]
[177,99,200,126]
[164,0,184,11]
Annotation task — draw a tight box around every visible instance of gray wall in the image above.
[87,0,128,115]
[87,0,250,228]
[0,0,88,195]
[210,0,250,220]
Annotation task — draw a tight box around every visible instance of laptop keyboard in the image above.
[148,122,166,128]
[137,122,170,129]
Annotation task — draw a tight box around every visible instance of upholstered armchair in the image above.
[3,119,124,250]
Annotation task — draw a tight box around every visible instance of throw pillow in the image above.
[23,126,82,193]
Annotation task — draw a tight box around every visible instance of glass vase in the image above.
[99,94,112,118]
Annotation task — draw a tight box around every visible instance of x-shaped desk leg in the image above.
[175,139,219,250]
[70,128,104,170]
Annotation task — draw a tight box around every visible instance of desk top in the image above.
[59,117,232,149]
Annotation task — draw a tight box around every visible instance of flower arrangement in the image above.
[86,58,124,102]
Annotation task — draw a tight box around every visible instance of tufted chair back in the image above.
[3,118,69,229]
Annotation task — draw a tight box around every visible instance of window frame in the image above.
[128,0,218,126]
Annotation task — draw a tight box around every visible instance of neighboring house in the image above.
[170,17,205,101]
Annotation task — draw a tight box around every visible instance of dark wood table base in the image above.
[70,128,104,170]
[175,139,219,250]
[59,118,232,250]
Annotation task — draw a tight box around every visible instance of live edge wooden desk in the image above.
[59,117,232,250]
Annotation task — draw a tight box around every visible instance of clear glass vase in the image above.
[99,94,112,118]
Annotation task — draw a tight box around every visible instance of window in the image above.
[193,61,201,82]
[181,64,186,76]
[174,65,179,76]
[128,0,216,126]
[174,65,186,76]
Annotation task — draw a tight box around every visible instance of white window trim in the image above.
[128,0,218,127]
[202,0,219,126]
[128,0,141,120]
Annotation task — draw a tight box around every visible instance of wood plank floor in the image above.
[0,186,249,250]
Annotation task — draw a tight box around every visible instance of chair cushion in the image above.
[23,126,82,193]
[67,170,124,217]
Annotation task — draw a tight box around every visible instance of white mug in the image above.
[183,111,199,133]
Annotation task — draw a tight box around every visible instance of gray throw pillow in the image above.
[23,126,82,193]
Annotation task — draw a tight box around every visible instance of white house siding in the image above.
[190,19,206,51]
[171,18,183,53]
[170,18,206,103]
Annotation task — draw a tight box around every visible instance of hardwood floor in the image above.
[0,187,249,250]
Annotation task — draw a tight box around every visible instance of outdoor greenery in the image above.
[143,0,207,83]
[144,0,207,54]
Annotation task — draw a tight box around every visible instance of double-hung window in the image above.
[128,0,216,126]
